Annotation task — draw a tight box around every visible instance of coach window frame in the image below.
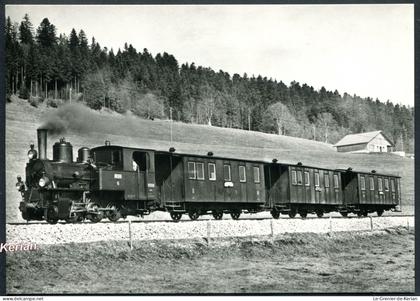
[291,170,297,185]
[188,161,196,180]
[369,177,375,190]
[239,165,246,182]
[196,162,205,180]
[253,166,260,183]
[297,170,303,185]
[224,164,232,181]
[304,171,310,186]
[360,176,366,190]
[333,174,339,188]
[208,163,216,181]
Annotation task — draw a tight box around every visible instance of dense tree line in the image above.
[5,14,414,151]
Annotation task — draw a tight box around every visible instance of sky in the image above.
[6,4,414,107]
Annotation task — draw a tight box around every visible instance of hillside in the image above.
[5,99,414,222]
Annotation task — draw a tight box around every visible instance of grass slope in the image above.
[5,99,414,222]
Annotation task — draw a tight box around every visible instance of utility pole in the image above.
[170,107,173,144]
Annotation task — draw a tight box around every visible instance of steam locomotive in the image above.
[17,129,401,224]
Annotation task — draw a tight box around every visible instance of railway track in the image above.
[7,213,414,226]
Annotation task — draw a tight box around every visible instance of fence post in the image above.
[207,220,211,246]
[128,220,133,250]
[270,220,275,243]
[329,216,333,233]
[369,216,373,231]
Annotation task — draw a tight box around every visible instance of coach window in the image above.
[188,162,196,179]
[384,178,389,191]
[196,163,205,180]
[297,171,303,185]
[253,166,261,183]
[369,177,375,190]
[324,174,330,188]
[314,173,320,187]
[378,178,383,191]
[391,179,395,192]
[291,170,297,185]
[239,166,246,182]
[224,164,231,181]
[304,172,310,186]
[360,176,366,190]
[208,163,216,181]
[333,174,339,188]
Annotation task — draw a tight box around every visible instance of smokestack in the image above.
[37,128,48,159]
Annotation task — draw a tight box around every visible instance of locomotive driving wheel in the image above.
[377,209,384,217]
[316,211,324,218]
[212,210,223,220]
[46,206,59,224]
[107,203,121,222]
[230,211,241,220]
[188,210,200,220]
[87,203,103,223]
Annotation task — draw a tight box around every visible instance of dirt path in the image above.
[6,227,414,294]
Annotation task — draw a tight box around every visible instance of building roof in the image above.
[334,131,394,147]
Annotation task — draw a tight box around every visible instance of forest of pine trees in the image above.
[5,14,414,151]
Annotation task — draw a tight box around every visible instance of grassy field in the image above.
[5,98,414,222]
[6,228,414,294]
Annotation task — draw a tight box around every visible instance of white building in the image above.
[334,131,394,153]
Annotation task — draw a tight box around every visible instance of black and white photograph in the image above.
[3,3,415,295]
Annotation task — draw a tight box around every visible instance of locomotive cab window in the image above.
[369,177,375,190]
[333,174,339,188]
[188,162,196,179]
[291,170,297,185]
[132,152,148,172]
[239,166,246,182]
[253,166,260,183]
[208,163,216,181]
[112,150,121,164]
[196,163,205,180]
[304,171,310,186]
[224,164,231,181]
[360,176,366,190]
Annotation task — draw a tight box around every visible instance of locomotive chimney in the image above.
[37,128,48,159]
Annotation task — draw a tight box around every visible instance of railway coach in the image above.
[265,162,344,219]
[338,168,401,217]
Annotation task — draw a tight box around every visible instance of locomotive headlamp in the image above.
[38,176,50,188]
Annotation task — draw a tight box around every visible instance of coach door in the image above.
[383,177,391,203]
[223,163,233,202]
[314,171,321,203]
[132,151,155,200]
[377,177,385,204]
[291,167,304,202]
[333,172,341,202]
